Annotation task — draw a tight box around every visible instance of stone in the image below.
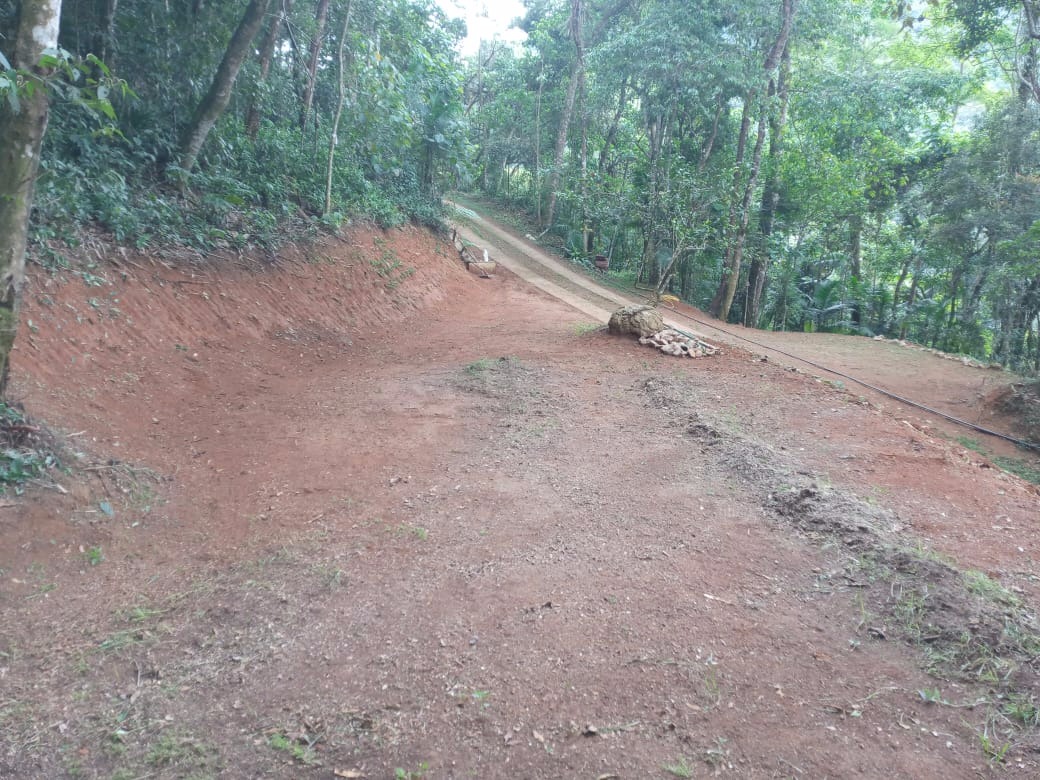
[608,305,665,338]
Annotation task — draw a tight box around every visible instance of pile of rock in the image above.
[608,305,719,358]
[639,328,718,358]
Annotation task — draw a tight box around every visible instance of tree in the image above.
[178,0,272,173]
[246,0,292,139]
[0,0,64,395]
[325,0,355,214]
[708,0,796,322]
[300,0,331,131]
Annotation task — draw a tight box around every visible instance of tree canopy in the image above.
[466,0,1040,371]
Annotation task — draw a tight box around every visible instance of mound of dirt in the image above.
[993,380,1040,444]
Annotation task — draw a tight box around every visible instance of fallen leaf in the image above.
[334,770,364,779]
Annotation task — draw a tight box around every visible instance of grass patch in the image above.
[146,733,219,774]
[464,357,496,375]
[571,321,603,335]
[993,455,1040,485]
[663,756,693,778]
[956,435,986,454]
[955,435,1040,486]
[964,570,1021,608]
[394,762,430,780]
[268,730,321,766]
[83,546,104,567]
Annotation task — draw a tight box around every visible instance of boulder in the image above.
[608,305,665,338]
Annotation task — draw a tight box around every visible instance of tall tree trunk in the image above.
[0,0,63,396]
[545,0,584,230]
[247,0,291,140]
[707,93,754,318]
[848,213,863,328]
[709,0,795,322]
[533,58,544,224]
[324,0,354,215]
[899,258,924,340]
[889,252,912,333]
[598,76,627,175]
[178,0,272,173]
[579,71,591,253]
[93,0,118,62]
[746,43,791,327]
[710,106,769,321]
[640,110,667,286]
[699,91,726,172]
[300,0,331,131]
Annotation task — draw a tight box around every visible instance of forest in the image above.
[2,0,1040,373]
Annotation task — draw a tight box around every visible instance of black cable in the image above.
[658,302,1040,454]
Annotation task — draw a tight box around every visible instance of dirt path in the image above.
[454,205,1033,462]
[1,224,1039,778]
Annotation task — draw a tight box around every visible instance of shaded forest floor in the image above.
[2,220,1040,778]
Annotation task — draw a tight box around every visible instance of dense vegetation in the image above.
[1,0,467,254]
[2,0,1039,374]
[467,0,1040,372]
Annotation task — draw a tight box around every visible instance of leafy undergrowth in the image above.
[0,403,62,495]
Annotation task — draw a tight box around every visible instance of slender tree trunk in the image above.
[324,0,354,215]
[900,259,923,340]
[889,253,912,333]
[746,43,791,327]
[709,0,795,321]
[707,93,753,318]
[579,71,592,253]
[533,59,544,223]
[699,91,726,172]
[545,0,584,229]
[300,0,331,131]
[848,213,863,328]
[178,0,272,174]
[93,0,118,62]
[710,107,769,321]
[640,111,667,286]
[247,0,290,140]
[598,76,627,175]
[0,0,63,396]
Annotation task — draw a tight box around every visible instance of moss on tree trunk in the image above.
[0,0,63,396]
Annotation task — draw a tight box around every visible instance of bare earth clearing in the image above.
[2,217,1040,779]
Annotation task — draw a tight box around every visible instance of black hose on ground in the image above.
[658,303,1040,454]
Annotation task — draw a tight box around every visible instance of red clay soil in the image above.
[1,222,1039,779]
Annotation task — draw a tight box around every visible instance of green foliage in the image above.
[464,0,1040,367]
[24,0,463,256]
[0,404,58,494]
[0,448,55,493]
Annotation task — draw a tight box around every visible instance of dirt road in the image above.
[454,205,1028,457]
[2,222,1039,778]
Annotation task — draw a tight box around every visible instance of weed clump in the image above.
[0,403,61,494]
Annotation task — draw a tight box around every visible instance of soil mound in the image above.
[992,380,1040,444]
